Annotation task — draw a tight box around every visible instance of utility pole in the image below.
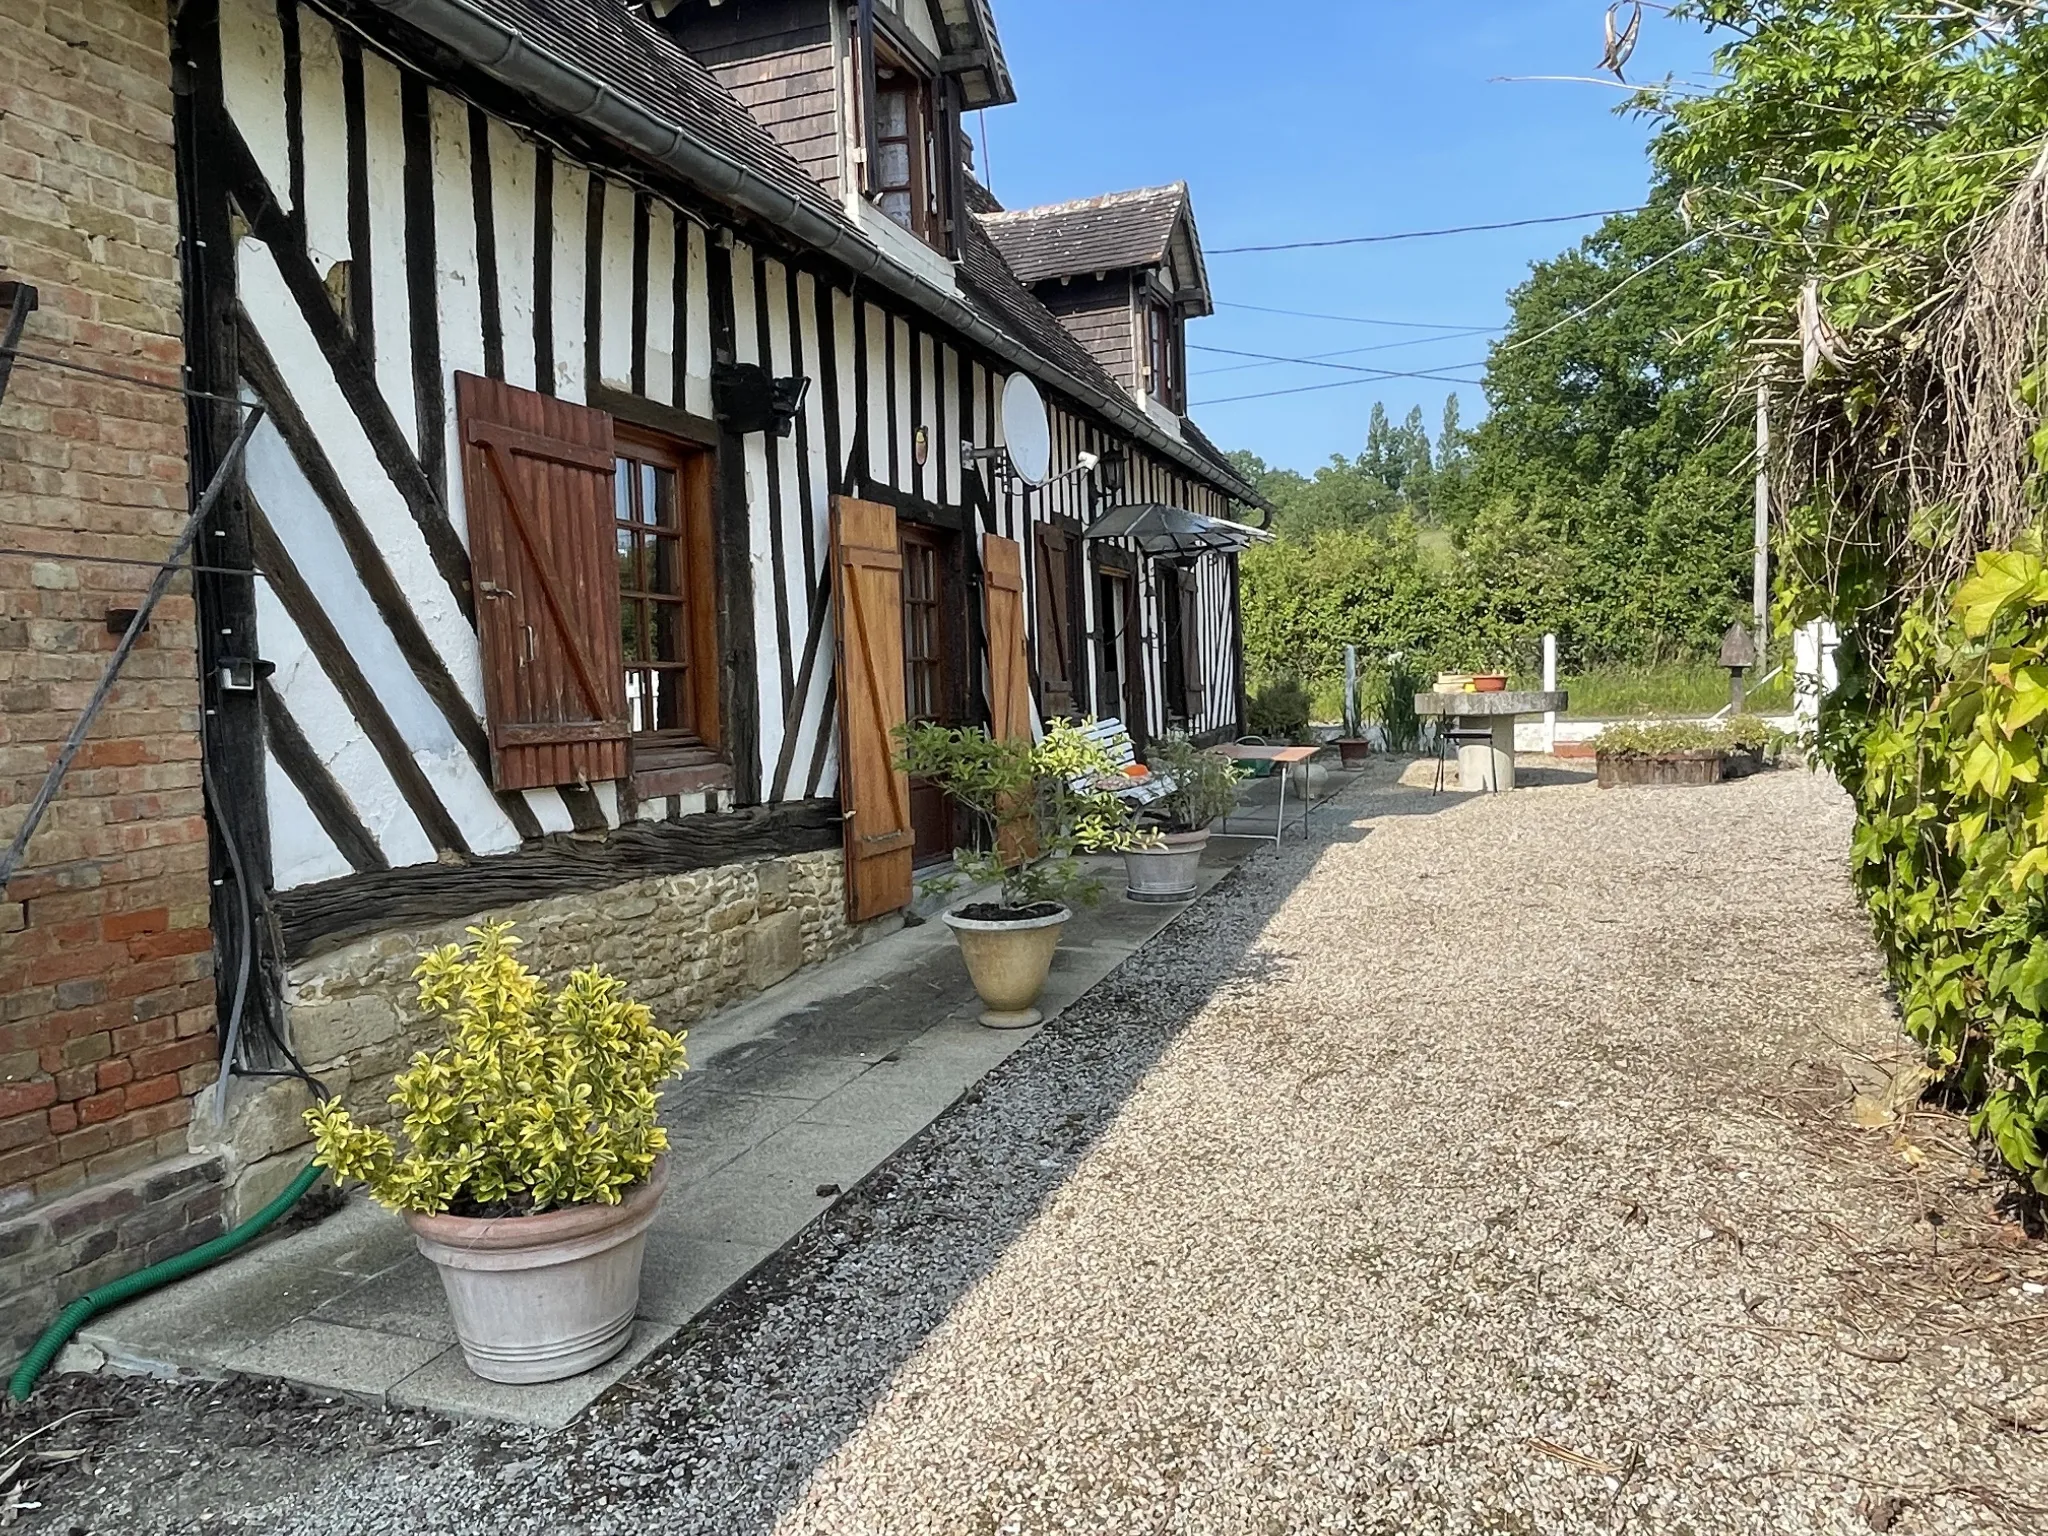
[1754,383,1770,661]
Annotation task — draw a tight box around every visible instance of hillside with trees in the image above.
[1235,190,1755,710]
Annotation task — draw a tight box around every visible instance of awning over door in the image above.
[1081,503,1273,558]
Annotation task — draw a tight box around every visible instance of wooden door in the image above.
[455,373,629,791]
[831,497,913,922]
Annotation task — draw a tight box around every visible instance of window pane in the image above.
[649,532,682,596]
[616,526,638,590]
[614,458,633,523]
[878,140,911,188]
[649,601,685,663]
[621,597,645,663]
[881,190,912,229]
[878,88,909,138]
[648,669,688,734]
[642,464,678,529]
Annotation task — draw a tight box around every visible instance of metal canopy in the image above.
[1081,503,1274,557]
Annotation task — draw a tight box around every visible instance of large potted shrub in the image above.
[303,923,687,1384]
[1120,734,1246,903]
[895,719,1133,1029]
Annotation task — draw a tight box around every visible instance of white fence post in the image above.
[1542,632,1558,755]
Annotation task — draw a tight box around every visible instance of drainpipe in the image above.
[364,0,1260,505]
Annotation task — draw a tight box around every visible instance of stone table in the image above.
[1414,690,1568,791]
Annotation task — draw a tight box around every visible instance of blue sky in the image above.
[975,2,1720,474]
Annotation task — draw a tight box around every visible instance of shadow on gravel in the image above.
[538,772,1468,1531]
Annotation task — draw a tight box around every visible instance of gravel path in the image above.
[19,763,2048,1534]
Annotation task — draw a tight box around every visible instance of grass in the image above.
[1555,659,1794,720]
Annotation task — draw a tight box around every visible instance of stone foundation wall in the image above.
[199,850,871,1217]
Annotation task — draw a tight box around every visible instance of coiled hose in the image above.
[8,1160,322,1402]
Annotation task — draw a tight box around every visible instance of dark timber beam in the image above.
[275,800,843,959]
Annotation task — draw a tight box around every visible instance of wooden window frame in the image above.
[1145,302,1183,413]
[868,36,951,253]
[899,522,952,724]
[613,423,722,772]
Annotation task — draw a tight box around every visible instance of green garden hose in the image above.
[8,1161,323,1402]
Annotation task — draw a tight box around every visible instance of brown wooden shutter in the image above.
[1179,566,1205,724]
[853,0,880,198]
[984,533,1034,743]
[455,372,628,792]
[1033,525,1078,720]
[832,496,914,922]
[983,532,1038,865]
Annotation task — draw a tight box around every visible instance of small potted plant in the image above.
[895,719,1134,1028]
[1333,672,1372,768]
[303,923,687,1384]
[1119,734,1245,903]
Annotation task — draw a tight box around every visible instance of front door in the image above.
[1096,565,1143,747]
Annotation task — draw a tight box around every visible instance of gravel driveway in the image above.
[18,762,2048,1535]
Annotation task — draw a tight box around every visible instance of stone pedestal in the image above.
[1454,717,1517,792]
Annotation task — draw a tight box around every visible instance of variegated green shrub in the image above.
[303,922,688,1215]
[1839,534,2048,1187]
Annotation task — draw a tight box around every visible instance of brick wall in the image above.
[0,0,220,1322]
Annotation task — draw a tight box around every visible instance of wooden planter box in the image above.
[1596,749,1727,789]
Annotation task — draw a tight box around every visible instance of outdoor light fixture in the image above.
[1094,446,1127,496]
[712,362,810,438]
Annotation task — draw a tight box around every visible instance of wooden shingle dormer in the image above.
[974,184,1213,417]
[649,0,1013,258]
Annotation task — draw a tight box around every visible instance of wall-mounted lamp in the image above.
[712,362,810,438]
[1093,446,1127,496]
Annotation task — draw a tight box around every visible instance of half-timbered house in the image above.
[157,0,1266,1196]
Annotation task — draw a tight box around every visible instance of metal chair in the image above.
[1434,723,1499,794]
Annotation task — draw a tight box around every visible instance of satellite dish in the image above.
[1000,372,1052,488]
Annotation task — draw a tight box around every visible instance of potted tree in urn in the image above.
[303,923,687,1384]
[895,719,1134,1029]
[1120,734,1246,904]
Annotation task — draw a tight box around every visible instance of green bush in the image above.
[1247,675,1312,740]
[304,923,688,1216]
[1833,541,2048,1189]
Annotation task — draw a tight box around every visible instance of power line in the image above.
[1209,207,1644,256]
[1217,300,1502,331]
[1191,328,1501,379]
[1196,368,1486,408]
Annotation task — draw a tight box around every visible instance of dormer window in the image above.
[874,50,938,242]
[850,3,962,257]
[1145,302,1183,413]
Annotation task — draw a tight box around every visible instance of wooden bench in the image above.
[1070,718,1174,808]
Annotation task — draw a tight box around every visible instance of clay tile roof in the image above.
[976,184,1192,284]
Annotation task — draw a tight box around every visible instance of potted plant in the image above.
[894,719,1135,1029]
[1333,671,1372,768]
[1119,734,1246,903]
[1594,721,1734,788]
[303,922,687,1385]
[1722,714,1786,779]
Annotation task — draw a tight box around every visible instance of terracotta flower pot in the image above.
[1123,828,1210,904]
[1336,738,1372,768]
[1472,674,1509,692]
[405,1157,668,1384]
[942,905,1070,1029]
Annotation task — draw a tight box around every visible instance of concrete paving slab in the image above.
[386,1322,676,1430]
[309,1251,457,1345]
[80,1243,372,1374]
[74,833,1261,1426]
[228,1319,447,1398]
[637,1231,767,1326]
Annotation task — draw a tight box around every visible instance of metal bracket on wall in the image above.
[0,278,41,411]
[0,405,266,892]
